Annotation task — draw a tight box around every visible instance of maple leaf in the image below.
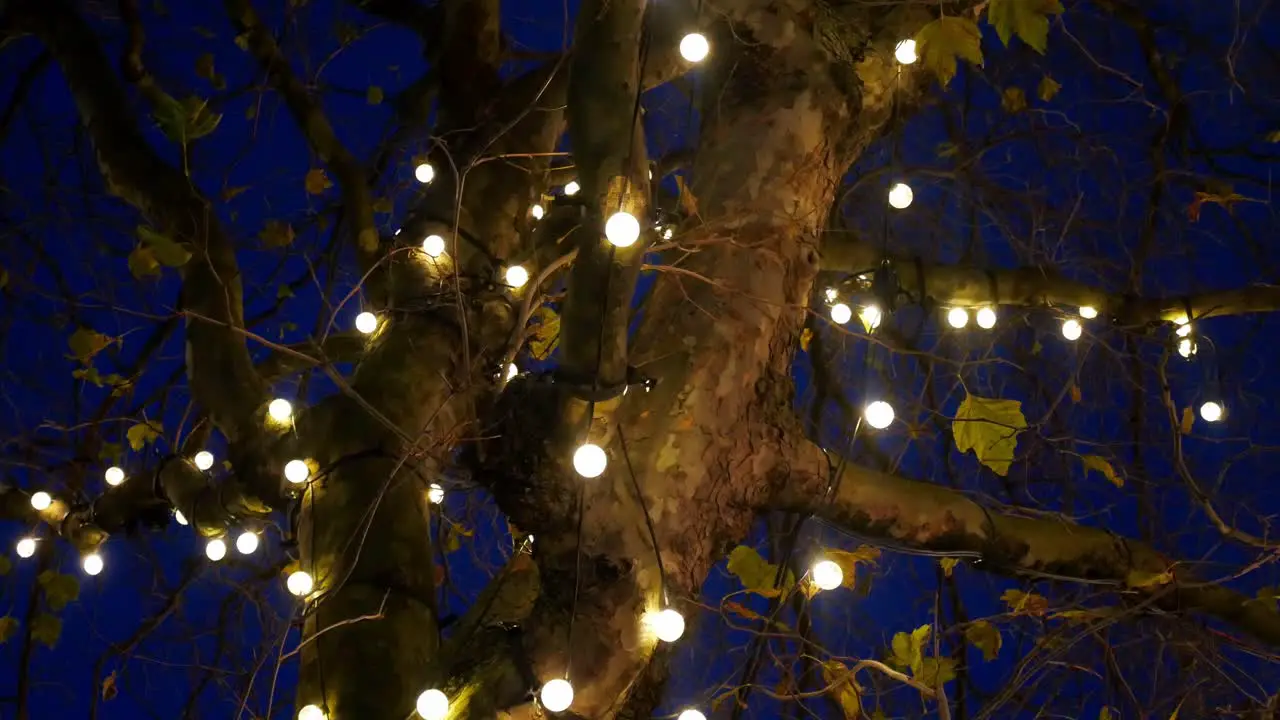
[916,16,984,87]
[987,0,1065,54]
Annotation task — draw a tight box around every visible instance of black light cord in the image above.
[617,424,667,603]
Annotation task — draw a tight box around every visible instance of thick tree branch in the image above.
[255,332,367,382]
[226,0,379,261]
[822,241,1280,323]
[771,462,1280,648]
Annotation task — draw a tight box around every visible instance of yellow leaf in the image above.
[221,185,250,201]
[1001,588,1049,616]
[1126,568,1173,589]
[1038,75,1062,102]
[259,220,295,248]
[528,307,561,361]
[986,0,1064,54]
[889,624,932,674]
[940,557,959,577]
[915,16,984,87]
[1100,707,1116,720]
[367,85,384,105]
[952,392,1027,476]
[822,660,862,718]
[727,545,794,594]
[358,227,379,252]
[1070,382,1082,403]
[68,328,113,365]
[1180,406,1195,435]
[372,197,394,214]
[1001,87,1027,113]
[823,546,880,590]
[128,245,161,279]
[1081,455,1122,488]
[800,327,813,352]
[305,168,332,195]
[964,620,1002,661]
[126,421,163,451]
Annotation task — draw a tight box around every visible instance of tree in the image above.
[2,0,1280,718]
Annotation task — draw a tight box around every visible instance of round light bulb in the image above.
[16,537,36,558]
[194,450,215,471]
[679,32,710,62]
[830,303,853,325]
[297,704,327,720]
[82,552,104,576]
[1200,401,1223,423]
[563,181,580,196]
[236,531,259,555]
[662,226,674,240]
[540,679,574,713]
[175,509,189,526]
[205,538,227,562]
[1079,306,1099,319]
[506,363,519,381]
[30,491,52,511]
[416,689,449,720]
[422,234,446,258]
[811,559,844,591]
[284,459,311,484]
[268,398,293,422]
[678,712,707,720]
[505,265,529,289]
[355,311,379,334]
[287,570,315,597]
[104,466,126,486]
[976,307,997,329]
[531,204,545,220]
[946,307,969,329]
[1174,314,1190,326]
[865,400,895,430]
[823,287,838,303]
[604,211,641,248]
[894,38,918,65]
[428,483,445,504]
[860,305,883,330]
[888,182,914,209]
[415,162,435,184]
[1061,318,1083,341]
[646,608,685,643]
[1178,338,1197,358]
[1176,323,1192,337]
[573,442,608,478]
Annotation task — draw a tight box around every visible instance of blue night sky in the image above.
[2,1,1280,719]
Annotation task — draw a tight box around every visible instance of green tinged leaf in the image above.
[824,546,881,590]
[1001,588,1049,616]
[152,90,222,143]
[0,267,8,288]
[889,624,932,674]
[1266,130,1280,143]
[0,555,10,576]
[126,421,163,451]
[38,571,79,611]
[1099,707,1116,720]
[952,392,1027,476]
[128,246,160,279]
[136,226,192,268]
[917,657,957,687]
[528,307,561,361]
[1038,75,1062,102]
[371,197,394,214]
[915,16,983,87]
[986,0,1065,54]
[68,328,112,365]
[1126,568,1173,589]
[31,614,61,648]
[964,620,1002,661]
[821,660,862,718]
[727,545,795,594]
[304,168,332,195]
[1081,455,1122,488]
[1001,87,1027,113]
[367,85,384,105]
[0,616,16,643]
[100,442,123,463]
[259,220,296,248]
[940,557,960,577]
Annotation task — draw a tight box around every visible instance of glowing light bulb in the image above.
[888,182,913,209]
[268,398,293,422]
[82,552,104,576]
[563,181,580,196]
[678,712,707,720]
[946,307,969,329]
[416,689,449,720]
[531,204,545,220]
[811,559,843,591]
[422,234,446,258]
[506,363,519,381]
[894,39,918,65]
[415,162,435,184]
[865,400,895,430]
[287,570,314,597]
[105,466,126,486]
[1178,338,1197,358]
[355,311,379,334]
[297,704,327,720]
[175,509,188,526]
[16,537,36,558]
[236,531,259,555]
[1200,401,1223,423]
[662,226,673,240]
[1176,323,1192,337]
[824,287,838,303]
[1174,314,1189,326]
[573,443,607,478]
[646,608,685,643]
[505,265,529,289]
[205,538,227,562]
[284,459,311,484]
[605,211,641,248]
[1062,318,1083,341]
[1079,306,1098,319]
[679,32,710,63]
[540,679,574,713]
[976,307,997,329]
[194,451,215,471]
[30,491,51,511]
[428,483,445,504]
[830,303,853,325]
[860,305,883,330]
